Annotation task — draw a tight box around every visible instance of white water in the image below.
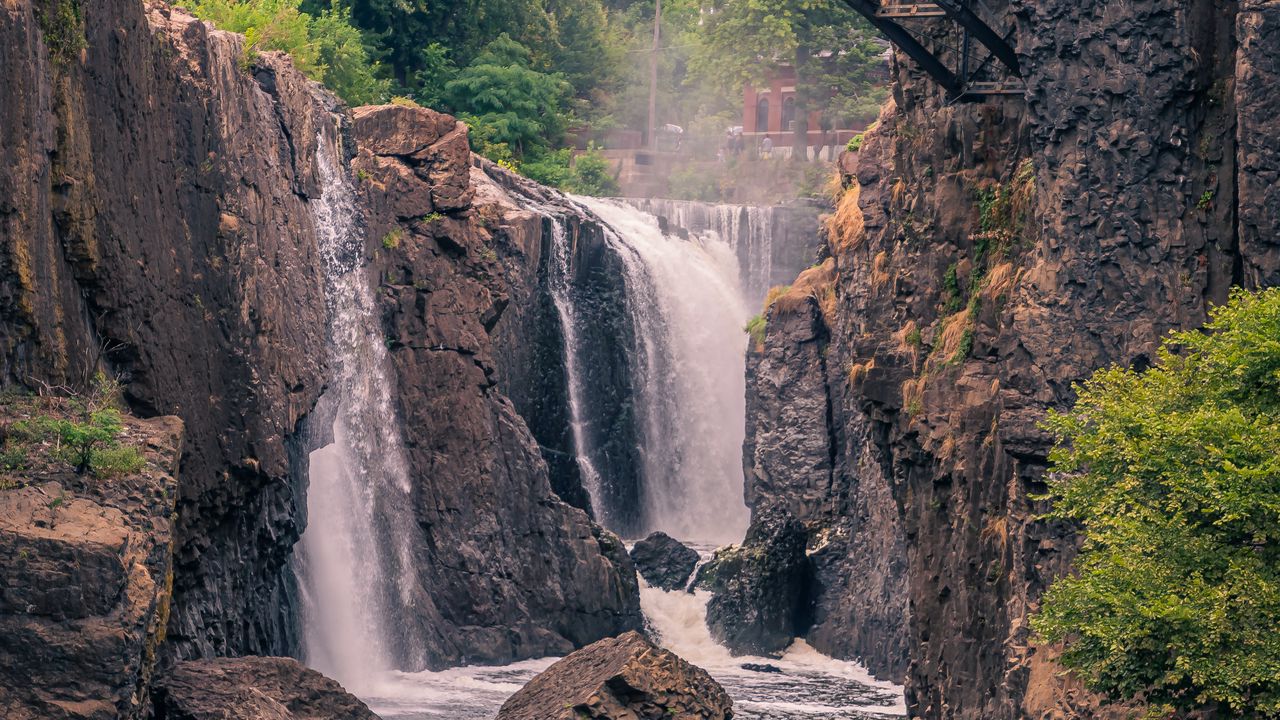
[544,216,609,522]
[626,198,778,308]
[358,549,905,720]
[576,196,751,543]
[296,127,424,693]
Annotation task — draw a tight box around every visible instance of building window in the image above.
[782,96,796,131]
[755,96,770,133]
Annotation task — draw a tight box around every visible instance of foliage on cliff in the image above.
[1,376,145,480]
[189,0,390,105]
[1034,288,1280,717]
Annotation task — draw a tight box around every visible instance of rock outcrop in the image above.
[0,408,183,720]
[702,507,809,657]
[150,657,378,720]
[1,0,331,660]
[354,104,643,666]
[495,631,733,720]
[745,0,1280,717]
[743,260,910,679]
[630,531,701,591]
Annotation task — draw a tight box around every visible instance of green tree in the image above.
[447,34,572,158]
[1034,288,1280,717]
[689,0,885,159]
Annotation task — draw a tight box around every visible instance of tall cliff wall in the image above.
[746,0,1280,716]
[1,0,331,659]
[0,0,640,679]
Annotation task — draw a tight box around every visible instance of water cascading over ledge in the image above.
[296,122,427,692]
[624,198,824,308]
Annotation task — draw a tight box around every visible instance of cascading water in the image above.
[574,196,751,544]
[544,216,608,523]
[356,194,904,718]
[295,125,425,692]
[625,198,786,308]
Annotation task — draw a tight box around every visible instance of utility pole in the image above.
[647,0,661,151]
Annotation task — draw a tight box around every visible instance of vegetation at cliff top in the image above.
[189,0,889,198]
[1033,287,1280,717]
[189,0,391,106]
[1,375,145,480]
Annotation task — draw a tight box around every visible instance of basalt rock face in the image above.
[0,0,330,660]
[746,0,1280,718]
[354,105,643,667]
[150,656,379,720]
[0,411,183,720]
[702,507,809,657]
[743,261,910,679]
[495,631,734,720]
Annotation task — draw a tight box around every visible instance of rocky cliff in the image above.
[746,0,1280,716]
[1,0,331,660]
[354,105,642,665]
[1,0,640,690]
[0,405,183,719]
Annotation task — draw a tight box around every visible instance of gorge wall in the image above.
[745,0,1280,717]
[0,0,640,699]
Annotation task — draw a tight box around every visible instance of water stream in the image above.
[295,126,426,693]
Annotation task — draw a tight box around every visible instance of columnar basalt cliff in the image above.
[0,0,642,699]
[2,0,331,659]
[353,105,642,665]
[746,0,1280,717]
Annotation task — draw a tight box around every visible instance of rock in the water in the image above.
[741,663,783,674]
[150,657,378,720]
[0,412,183,720]
[703,507,809,657]
[495,631,733,720]
[630,531,701,591]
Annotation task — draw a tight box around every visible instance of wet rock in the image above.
[495,631,733,720]
[703,507,809,657]
[353,110,643,668]
[630,531,701,591]
[150,656,378,720]
[742,272,910,679]
[0,413,183,719]
[741,663,783,674]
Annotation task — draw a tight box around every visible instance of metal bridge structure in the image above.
[840,0,1023,101]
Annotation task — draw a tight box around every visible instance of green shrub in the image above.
[381,228,403,249]
[188,0,390,106]
[1034,288,1280,716]
[565,144,618,197]
[8,388,145,479]
[34,0,86,66]
[668,166,720,202]
[745,314,766,349]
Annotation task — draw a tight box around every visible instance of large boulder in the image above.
[0,408,183,720]
[495,631,733,720]
[150,657,378,720]
[702,507,809,657]
[630,532,701,591]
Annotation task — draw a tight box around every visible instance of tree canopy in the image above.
[1034,287,1280,717]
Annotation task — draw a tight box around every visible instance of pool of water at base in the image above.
[358,579,905,720]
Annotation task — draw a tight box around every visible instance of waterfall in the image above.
[624,198,782,309]
[573,197,751,544]
[295,126,424,692]
[544,216,608,523]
